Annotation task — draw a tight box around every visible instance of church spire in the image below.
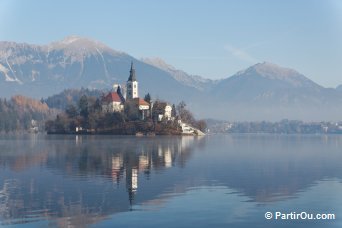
[128,61,137,82]
[126,61,139,99]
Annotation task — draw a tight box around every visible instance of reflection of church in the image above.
[111,155,124,184]
[126,167,138,207]
[107,137,196,206]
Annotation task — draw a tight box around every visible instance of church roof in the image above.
[128,61,137,82]
[133,98,150,106]
[102,92,123,103]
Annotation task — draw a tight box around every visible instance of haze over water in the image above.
[0,134,341,227]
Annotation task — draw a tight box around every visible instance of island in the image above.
[45,62,206,136]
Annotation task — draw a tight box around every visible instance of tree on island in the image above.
[144,93,151,104]
[171,104,177,117]
[176,101,206,132]
[124,100,140,121]
[177,101,195,124]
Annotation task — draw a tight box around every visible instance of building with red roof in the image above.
[132,98,150,120]
[101,91,125,113]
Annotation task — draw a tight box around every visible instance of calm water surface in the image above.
[0,134,341,227]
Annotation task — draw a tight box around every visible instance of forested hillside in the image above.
[0,95,56,132]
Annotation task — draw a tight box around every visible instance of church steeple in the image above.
[128,61,137,82]
[126,61,139,99]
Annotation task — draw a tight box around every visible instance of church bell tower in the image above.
[126,61,138,100]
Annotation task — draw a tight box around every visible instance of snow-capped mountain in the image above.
[1,36,342,120]
[208,62,342,120]
[0,36,202,100]
[212,62,325,102]
[242,62,322,89]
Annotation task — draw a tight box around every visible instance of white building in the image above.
[153,102,173,121]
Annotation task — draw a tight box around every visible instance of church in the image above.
[101,62,170,120]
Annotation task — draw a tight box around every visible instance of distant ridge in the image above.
[141,57,217,91]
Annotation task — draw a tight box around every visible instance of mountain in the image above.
[0,36,202,101]
[141,57,217,91]
[213,62,323,102]
[208,62,342,120]
[1,36,342,121]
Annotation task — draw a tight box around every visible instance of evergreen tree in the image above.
[172,104,177,117]
[124,100,140,121]
[65,104,78,118]
[78,95,89,118]
[144,93,151,103]
[93,98,102,112]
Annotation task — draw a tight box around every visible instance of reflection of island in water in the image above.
[0,135,203,226]
[0,134,342,227]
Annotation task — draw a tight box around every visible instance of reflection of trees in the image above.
[0,135,48,172]
[0,135,203,226]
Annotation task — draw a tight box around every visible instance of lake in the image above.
[0,134,341,227]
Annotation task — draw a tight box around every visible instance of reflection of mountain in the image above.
[0,135,342,226]
[195,135,342,202]
[0,135,201,226]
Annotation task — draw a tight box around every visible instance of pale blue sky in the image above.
[1,0,341,87]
